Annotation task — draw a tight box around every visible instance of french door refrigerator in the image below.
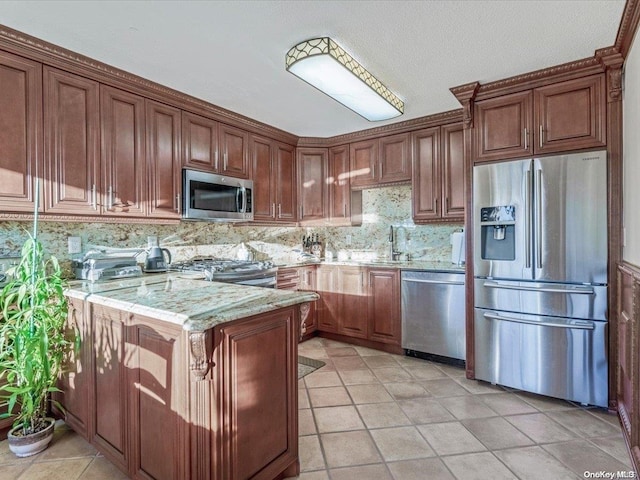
[473,150,608,407]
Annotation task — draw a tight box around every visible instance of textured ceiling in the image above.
[0,0,626,138]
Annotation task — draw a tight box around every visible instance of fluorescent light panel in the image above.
[286,37,404,121]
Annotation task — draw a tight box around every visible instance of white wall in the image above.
[623,32,640,266]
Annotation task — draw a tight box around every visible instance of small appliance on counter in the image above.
[73,251,142,282]
[144,242,172,273]
[451,229,465,265]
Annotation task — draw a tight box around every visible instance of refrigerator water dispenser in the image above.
[480,206,515,261]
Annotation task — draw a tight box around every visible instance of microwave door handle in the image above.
[238,187,247,213]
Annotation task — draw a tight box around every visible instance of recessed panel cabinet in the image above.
[350,133,411,188]
[368,269,401,345]
[474,75,606,162]
[297,147,328,223]
[0,50,42,213]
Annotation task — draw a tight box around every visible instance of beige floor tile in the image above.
[78,456,128,479]
[515,392,574,411]
[387,457,456,480]
[353,346,389,357]
[319,338,347,348]
[393,355,430,367]
[505,413,576,444]
[329,463,393,480]
[299,388,310,409]
[357,403,412,429]
[398,397,455,424]
[299,408,317,436]
[441,395,499,420]
[299,435,326,472]
[347,384,394,404]
[421,378,470,398]
[478,393,539,416]
[308,386,352,407]
[403,364,448,380]
[462,417,535,450]
[384,382,429,400]
[284,471,330,480]
[495,445,579,480]
[298,347,329,360]
[0,438,39,467]
[417,422,486,456]
[546,409,622,438]
[454,377,505,394]
[337,369,380,385]
[0,463,29,480]
[313,406,364,433]
[304,371,343,388]
[587,408,624,427]
[363,355,401,369]
[17,457,92,480]
[437,363,467,378]
[325,346,359,357]
[372,367,413,383]
[315,359,336,372]
[442,451,515,480]
[36,429,97,461]
[542,439,631,477]
[320,430,381,468]
[589,434,634,467]
[370,426,435,461]
[331,356,368,371]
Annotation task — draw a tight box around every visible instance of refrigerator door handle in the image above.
[525,167,532,269]
[483,312,595,330]
[483,281,595,295]
[535,168,543,270]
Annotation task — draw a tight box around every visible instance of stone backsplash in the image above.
[0,186,463,273]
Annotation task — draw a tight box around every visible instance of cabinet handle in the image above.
[175,194,181,213]
[300,205,303,218]
[523,128,528,150]
[91,184,97,210]
[445,197,449,213]
[272,203,276,218]
[107,186,113,210]
[223,152,228,171]
[215,151,219,171]
[434,197,438,212]
[343,203,347,218]
[539,125,544,148]
[372,163,376,179]
[278,204,282,219]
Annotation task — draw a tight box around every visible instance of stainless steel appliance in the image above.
[169,258,277,287]
[144,245,172,273]
[401,270,466,364]
[73,254,142,282]
[473,150,608,407]
[182,168,253,222]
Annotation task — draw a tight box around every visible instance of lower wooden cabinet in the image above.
[58,299,300,480]
[277,266,317,340]
[368,269,401,345]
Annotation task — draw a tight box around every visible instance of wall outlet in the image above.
[346,234,352,245]
[68,236,82,254]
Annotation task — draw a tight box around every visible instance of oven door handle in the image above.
[482,281,594,295]
[482,312,595,330]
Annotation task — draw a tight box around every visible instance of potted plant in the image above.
[0,231,71,457]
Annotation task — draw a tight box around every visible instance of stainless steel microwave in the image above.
[182,169,253,222]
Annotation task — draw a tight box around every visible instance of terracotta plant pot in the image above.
[7,418,55,457]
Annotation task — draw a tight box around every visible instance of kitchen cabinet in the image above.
[474,75,605,162]
[182,112,250,179]
[329,145,363,226]
[368,269,401,345]
[277,266,317,340]
[100,85,146,217]
[349,133,411,188]
[146,100,182,219]
[339,266,368,339]
[297,147,328,224]
[316,264,340,333]
[0,50,42,213]
[250,134,296,223]
[411,123,464,223]
[43,67,100,215]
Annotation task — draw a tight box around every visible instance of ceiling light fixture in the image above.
[285,37,404,121]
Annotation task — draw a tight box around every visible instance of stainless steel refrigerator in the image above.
[473,150,608,407]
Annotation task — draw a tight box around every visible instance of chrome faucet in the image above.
[389,226,408,261]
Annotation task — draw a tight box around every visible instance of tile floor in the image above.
[0,337,633,480]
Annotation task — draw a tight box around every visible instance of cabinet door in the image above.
[0,51,42,213]
[329,145,351,224]
[274,142,296,222]
[338,267,368,339]
[43,67,100,215]
[441,123,465,219]
[182,111,219,172]
[617,270,635,444]
[316,265,339,333]
[100,85,146,216]
[411,127,441,221]
[297,147,328,223]
[250,135,275,221]
[368,269,401,345]
[379,132,411,184]
[299,267,317,334]
[534,75,606,154]
[219,123,250,178]
[349,139,378,187]
[474,91,533,162]
[146,100,181,219]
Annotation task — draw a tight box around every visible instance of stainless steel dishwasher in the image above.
[401,270,466,364]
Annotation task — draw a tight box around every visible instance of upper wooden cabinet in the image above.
[182,112,250,179]
[250,135,296,223]
[100,85,146,217]
[412,123,464,223]
[0,51,42,213]
[350,133,411,188]
[474,75,606,162]
[146,100,181,219]
[297,147,328,224]
[43,66,100,215]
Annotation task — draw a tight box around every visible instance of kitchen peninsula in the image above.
[61,274,318,480]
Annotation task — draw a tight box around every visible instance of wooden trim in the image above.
[0,212,180,224]
[350,179,411,191]
[615,0,640,59]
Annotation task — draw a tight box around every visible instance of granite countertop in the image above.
[66,273,319,332]
[277,259,465,273]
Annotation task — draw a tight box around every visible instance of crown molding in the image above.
[350,179,411,191]
[615,0,640,59]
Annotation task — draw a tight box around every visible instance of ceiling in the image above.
[0,0,626,138]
